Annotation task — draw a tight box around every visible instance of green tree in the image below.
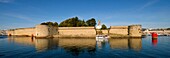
[167,28,170,30]
[59,17,97,27]
[53,22,58,27]
[59,17,82,27]
[40,22,58,27]
[81,20,87,26]
[101,24,107,29]
[86,18,96,26]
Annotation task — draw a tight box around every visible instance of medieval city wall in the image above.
[128,25,142,37]
[35,25,58,38]
[7,25,58,38]
[7,25,142,38]
[109,26,128,35]
[109,25,142,37]
[55,27,96,37]
[7,27,35,36]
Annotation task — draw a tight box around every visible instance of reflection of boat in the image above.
[96,35,109,39]
[96,35,108,42]
[96,35,104,39]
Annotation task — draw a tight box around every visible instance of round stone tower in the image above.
[35,25,49,38]
[128,25,142,37]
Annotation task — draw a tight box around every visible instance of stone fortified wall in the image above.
[7,24,141,38]
[35,25,58,38]
[109,26,128,35]
[7,27,35,36]
[128,25,142,37]
[109,25,142,37]
[7,25,58,38]
[54,27,96,37]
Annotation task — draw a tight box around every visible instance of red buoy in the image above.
[152,38,158,46]
[152,32,158,39]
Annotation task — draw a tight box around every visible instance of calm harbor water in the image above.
[0,36,170,58]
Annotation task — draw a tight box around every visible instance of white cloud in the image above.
[3,13,37,22]
[138,0,159,11]
[0,0,14,3]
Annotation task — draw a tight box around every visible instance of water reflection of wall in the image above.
[34,38,59,52]
[129,38,142,51]
[35,39,50,52]
[109,38,142,51]
[58,38,96,56]
[8,37,35,46]
[8,36,142,55]
[8,37,59,52]
[109,38,129,49]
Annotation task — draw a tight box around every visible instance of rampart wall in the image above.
[109,25,142,37]
[7,27,35,36]
[7,25,142,38]
[55,27,96,37]
[109,26,128,35]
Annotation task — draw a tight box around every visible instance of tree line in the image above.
[40,17,107,29]
[59,17,96,27]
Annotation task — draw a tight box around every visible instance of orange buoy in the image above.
[152,32,158,39]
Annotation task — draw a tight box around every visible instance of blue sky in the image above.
[0,0,170,30]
